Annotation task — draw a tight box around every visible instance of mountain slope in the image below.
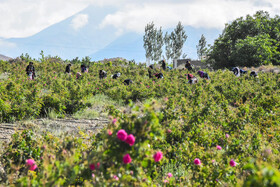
[2,5,119,59]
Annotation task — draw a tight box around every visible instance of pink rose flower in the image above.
[26,159,37,171]
[125,134,135,146]
[26,159,36,167]
[113,175,119,180]
[167,173,173,178]
[194,158,201,165]
[29,164,37,171]
[229,159,237,167]
[167,129,172,133]
[164,180,169,183]
[107,129,112,136]
[117,129,127,141]
[153,151,163,162]
[96,162,100,169]
[226,134,230,138]
[112,118,117,125]
[123,154,132,164]
[216,145,222,150]
[89,163,95,170]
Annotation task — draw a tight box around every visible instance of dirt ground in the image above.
[0,117,109,144]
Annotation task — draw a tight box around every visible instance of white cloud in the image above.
[100,0,280,32]
[0,0,279,38]
[70,14,89,30]
[0,0,95,38]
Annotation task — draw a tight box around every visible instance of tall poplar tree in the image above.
[196,34,207,60]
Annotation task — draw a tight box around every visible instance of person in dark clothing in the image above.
[155,72,164,79]
[112,72,121,79]
[240,69,247,74]
[99,70,107,79]
[26,61,36,80]
[197,70,210,79]
[250,71,258,77]
[65,64,71,73]
[124,79,133,85]
[81,64,88,73]
[160,60,166,71]
[185,60,192,71]
[148,64,154,78]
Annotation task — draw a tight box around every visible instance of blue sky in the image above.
[0,0,279,39]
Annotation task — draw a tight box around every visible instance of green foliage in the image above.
[243,161,280,187]
[0,58,280,186]
[166,21,188,60]
[230,34,280,67]
[143,22,164,63]
[208,11,280,68]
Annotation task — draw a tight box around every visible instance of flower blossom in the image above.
[194,158,201,165]
[125,134,135,146]
[167,173,173,178]
[229,159,237,167]
[107,129,112,136]
[123,154,132,164]
[89,164,95,170]
[153,151,163,162]
[216,145,222,150]
[117,129,127,141]
[26,159,37,171]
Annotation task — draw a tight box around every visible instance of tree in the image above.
[143,23,164,63]
[230,34,279,67]
[196,34,207,60]
[208,11,280,68]
[169,22,188,59]
[164,32,172,61]
[152,27,164,62]
[40,50,45,62]
[143,22,156,65]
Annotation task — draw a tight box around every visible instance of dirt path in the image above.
[0,117,109,143]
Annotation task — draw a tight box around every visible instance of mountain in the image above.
[90,32,145,62]
[1,5,119,59]
[0,54,12,61]
[0,5,222,62]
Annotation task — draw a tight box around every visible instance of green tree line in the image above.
[208,10,280,69]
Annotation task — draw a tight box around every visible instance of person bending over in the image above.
[124,79,133,85]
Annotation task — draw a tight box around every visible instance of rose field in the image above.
[0,58,280,186]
